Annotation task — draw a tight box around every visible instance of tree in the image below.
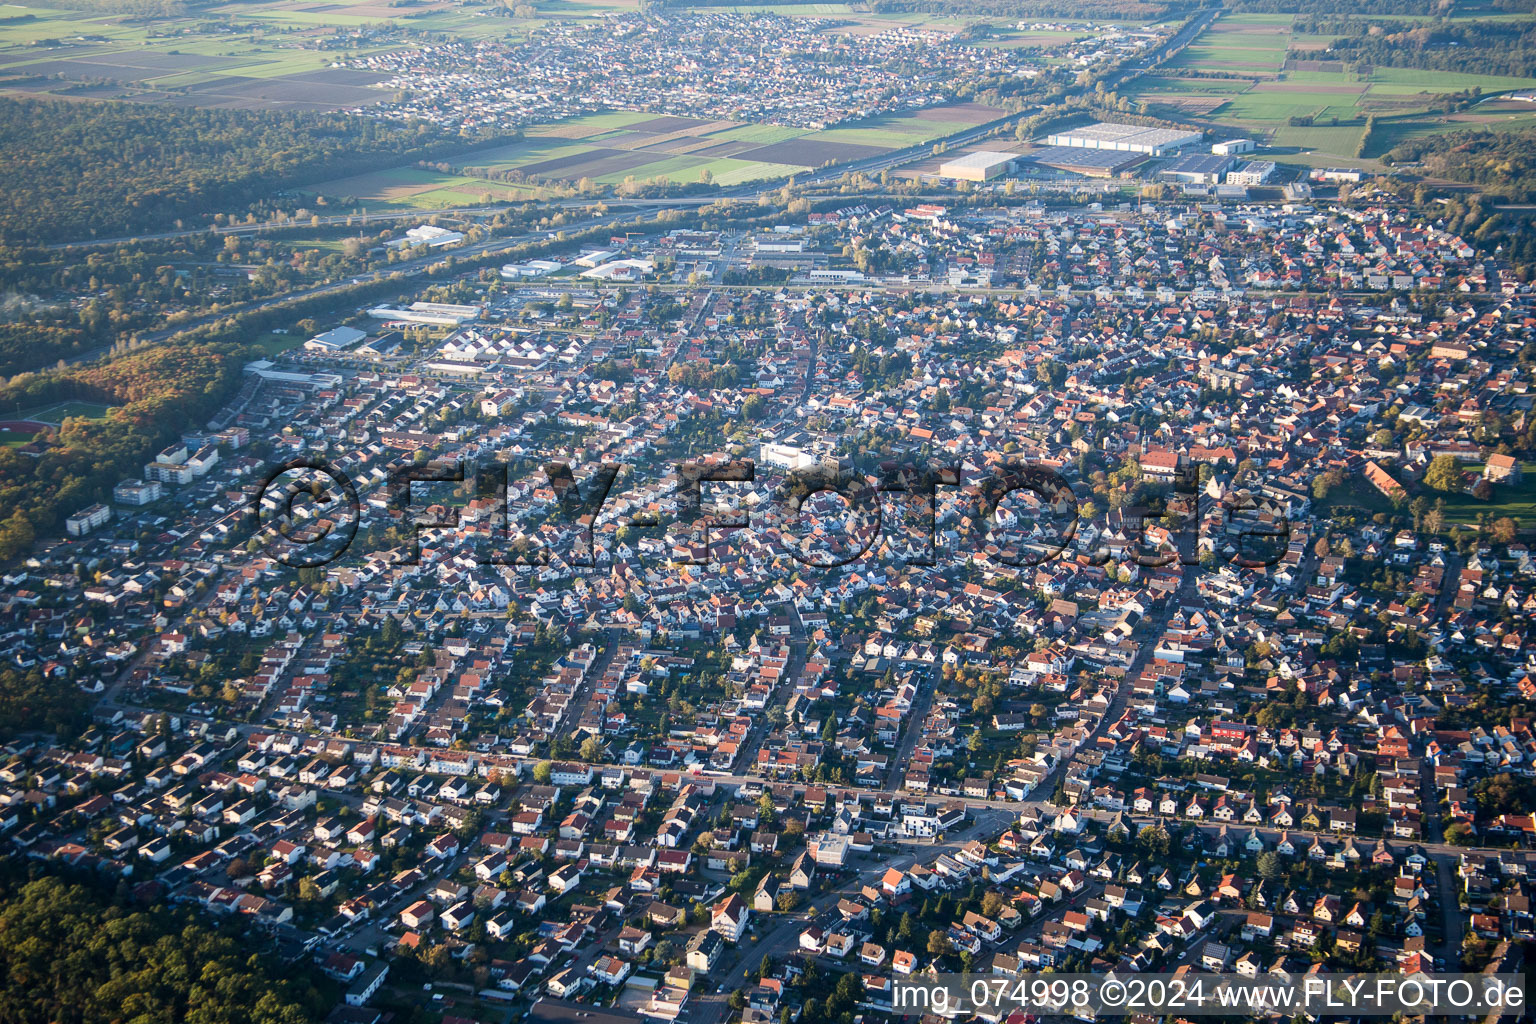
[1256,851,1282,881]
[298,877,322,901]
[579,737,603,762]
[1491,517,1518,544]
[1137,825,1170,857]
[897,911,914,941]
[776,890,801,912]
[1424,454,1463,493]
[532,760,553,784]
[1424,500,1445,534]
[926,931,953,957]
[1444,822,1477,846]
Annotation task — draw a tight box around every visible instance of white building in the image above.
[938,150,1020,181]
[368,301,481,326]
[1044,122,1202,156]
[579,258,653,281]
[388,224,463,249]
[1226,161,1277,186]
[501,259,562,279]
[65,503,112,537]
[1212,139,1256,156]
[114,479,162,506]
[759,443,818,472]
[304,326,367,352]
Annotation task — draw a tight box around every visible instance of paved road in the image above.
[688,804,1019,1024]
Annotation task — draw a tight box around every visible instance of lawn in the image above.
[1323,465,1536,534]
[1366,66,1536,94]
[1435,463,1536,529]
[247,332,303,357]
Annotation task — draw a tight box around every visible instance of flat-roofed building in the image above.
[66,503,112,537]
[114,478,162,506]
[1026,146,1146,178]
[304,326,367,353]
[1044,122,1202,156]
[1159,153,1234,185]
[938,150,1020,181]
[1226,160,1277,186]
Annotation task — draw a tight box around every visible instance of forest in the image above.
[0,873,327,1024]
[1293,17,1536,77]
[1387,127,1536,201]
[0,339,244,553]
[0,97,494,244]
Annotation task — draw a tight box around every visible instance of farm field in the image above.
[306,166,557,208]
[308,101,1006,207]
[0,1,408,110]
[1131,9,1536,165]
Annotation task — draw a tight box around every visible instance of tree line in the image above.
[1295,17,1536,78]
[1387,126,1536,202]
[0,97,501,245]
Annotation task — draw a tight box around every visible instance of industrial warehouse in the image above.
[937,150,1021,181]
[1043,121,1203,156]
[1024,146,1147,178]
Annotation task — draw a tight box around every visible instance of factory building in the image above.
[1212,138,1256,156]
[1159,153,1235,185]
[304,326,368,352]
[937,151,1020,181]
[1043,122,1202,157]
[1025,146,1146,178]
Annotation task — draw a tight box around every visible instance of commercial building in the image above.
[938,150,1020,181]
[1025,146,1146,178]
[388,224,463,249]
[1043,122,1202,156]
[1311,167,1364,183]
[304,326,367,353]
[368,301,481,326]
[1159,153,1235,185]
[1212,138,1256,156]
[1226,160,1277,186]
[501,259,562,279]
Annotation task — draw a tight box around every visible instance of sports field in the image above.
[12,401,114,425]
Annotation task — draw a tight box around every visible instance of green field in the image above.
[308,98,1008,206]
[1437,463,1536,529]
[14,400,114,424]
[1133,9,1536,165]
[248,332,303,357]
